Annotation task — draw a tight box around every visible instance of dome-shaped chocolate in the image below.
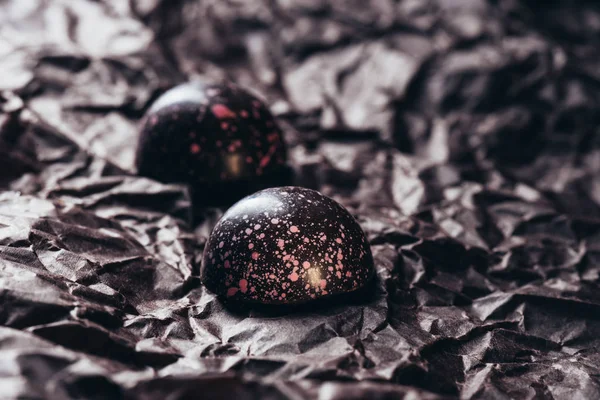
[201,187,375,304]
[135,80,287,204]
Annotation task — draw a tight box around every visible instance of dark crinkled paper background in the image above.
[1,0,600,399]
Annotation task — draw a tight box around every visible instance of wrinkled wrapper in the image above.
[1,0,600,399]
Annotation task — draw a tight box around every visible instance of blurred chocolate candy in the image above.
[136,80,287,205]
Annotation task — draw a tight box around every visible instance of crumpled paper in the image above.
[0,0,599,398]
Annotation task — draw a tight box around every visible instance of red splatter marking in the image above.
[190,143,201,154]
[322,290,328,295]
[267,133,279,143]
[254,224,261,230]
[219,241,224,248]
[252,252,259,260]
[303,261,311,269]
[303,238,309,243]
[277,239,285,249]
[258,144,279,170]
[259,233,265,239]
[290,226,299,233]
[283,254,291,261]
[271,218,279,224]
[245,228,253,235]
[224,260,231,269]
[259,155,271,168]
[337,252,344,260]
[336,238,342,244]
[305,284,310,289]
[289,272,299,281]
[320,235,327,241]
[239,279,248,293]
[248,243,254,249]
[240,110,249,118]
[211,104,236,119]
[221,122,229,130]
[336,271,342,278]
[281,293,286,298]
[346,271,352,277]
[227,287,238,297]
[293,260,299,266]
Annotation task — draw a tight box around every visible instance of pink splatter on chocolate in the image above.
[211,104,236,119]
[201,186,375,305]
[190,143,201,154]
[135,80,287,205]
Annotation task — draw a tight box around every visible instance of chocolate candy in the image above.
[135,80,287,204]
[201,187,375,305]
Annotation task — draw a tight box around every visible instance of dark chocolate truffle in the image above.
[135,81,287,203]
[201,187,375,305]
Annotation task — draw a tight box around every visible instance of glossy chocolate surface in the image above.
[136,81,287,199]
[201,187,375,304]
